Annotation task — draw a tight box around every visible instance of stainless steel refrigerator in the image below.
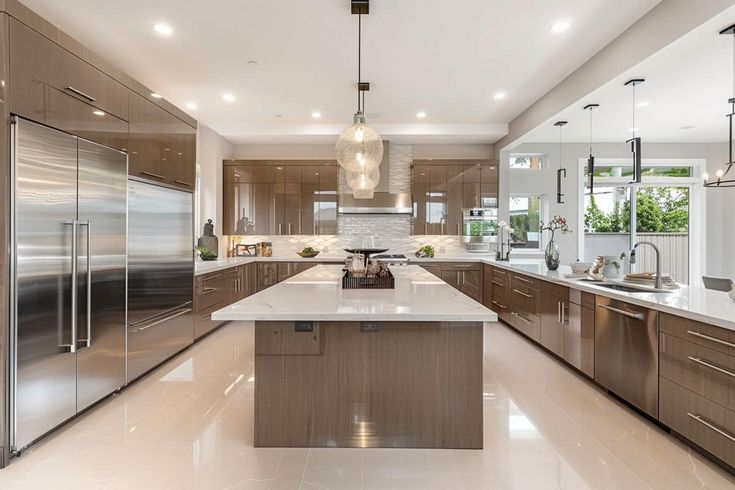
[126,180,194,382]
[10,117,127,450]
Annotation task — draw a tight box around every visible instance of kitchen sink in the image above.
[577,278,672,294]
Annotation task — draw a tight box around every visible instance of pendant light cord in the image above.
[357,13,362,114]
[632,83,636,138]
[589,108,593,156]
[559,125,563,170]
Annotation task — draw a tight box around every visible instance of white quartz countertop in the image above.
[211,264,498,323]
[195,255,346,275]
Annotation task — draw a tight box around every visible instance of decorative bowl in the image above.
[570,261,591,274]
[297,251,320,258]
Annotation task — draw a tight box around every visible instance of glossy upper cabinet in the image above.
[129,93,196,190]
[223,162,338,235]
[411,160,498,235]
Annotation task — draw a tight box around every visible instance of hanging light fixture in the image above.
[554,121,568,203]
[704,24,735,187]
[583,103,599,193]
[625,78,644,184]
[336,0,384,198]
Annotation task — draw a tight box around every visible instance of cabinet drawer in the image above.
[441,262,481,272]
[255,321,321,355]
[195,272,227,311]
[660,333,735,409]
[49,43,129,120]
[540,281,569,301]
[509,305,540,342]
[660,378,735,468]
[490,267,511,300]
[510,275,538,313]
[45,86,128,151]
[195,302,226,339]
[660,313,735,357]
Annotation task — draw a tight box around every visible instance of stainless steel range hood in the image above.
[338,141,414,214]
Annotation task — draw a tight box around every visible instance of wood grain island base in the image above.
[254,320,483,449]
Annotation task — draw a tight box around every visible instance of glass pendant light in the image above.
[704,24,735,188]
[336,0,384,196]
[554,121,568,204]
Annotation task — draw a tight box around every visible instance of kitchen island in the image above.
[212,265,497,449]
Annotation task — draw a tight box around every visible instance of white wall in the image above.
[197,125,234,256]
[501,141,730,278]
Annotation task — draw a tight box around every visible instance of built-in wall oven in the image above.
[594,296,659,418]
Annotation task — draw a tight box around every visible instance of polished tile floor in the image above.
[1,321,733,489]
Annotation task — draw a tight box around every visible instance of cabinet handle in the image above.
[424,223,427,234]
[492,301,507,310]
[686,413,735,443]
[688,356,735,378]
[457,223,460,235]
[141,171,165,180]
[65,86,96,102]
[598,304,644,320]
[279,224,282,235]
[202,287,218,295]
[514,276,533,285]
[511,311,531,325]
[491,280,505,287]
[561,302,566,324]
[558,301,561,323]
[686,330,735,349]
[288,223,292,235]
[512,289,533,299]
[453,264,474,268]
[175,180,192,187]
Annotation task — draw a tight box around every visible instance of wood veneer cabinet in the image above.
[223,162,338,235]
[411,160,498,235]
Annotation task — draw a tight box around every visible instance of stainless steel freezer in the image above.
[126,180,194,382]
[11,118,127,451]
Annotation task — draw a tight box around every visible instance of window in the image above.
[509,195,541,249]
[510,153,546,169]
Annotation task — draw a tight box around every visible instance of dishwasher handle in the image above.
[599,304,645,320]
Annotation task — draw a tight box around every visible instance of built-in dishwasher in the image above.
[594,296,659,418]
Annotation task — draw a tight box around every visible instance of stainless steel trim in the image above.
[141,171,165,180]
[512,289,533,299]
[10,116,18,449]
[598,304,645,320]
[64,86,96,101]
[511,311,530,324]
[132,307,193,332]
[688,356,735,378]
[687,413,735,443]
[491,301,506,310]
[686,330,735,349]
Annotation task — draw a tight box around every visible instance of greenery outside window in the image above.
[509,195,541,249]
[585,186,689,233]
[510,153,546,170]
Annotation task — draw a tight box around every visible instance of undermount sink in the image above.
[577,278,672,294]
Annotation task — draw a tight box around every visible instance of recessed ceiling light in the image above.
[151,93,163,99]
[311,111,322,119]
[247,60,259,67]
[550,20,570,34]
[275,114,283,118]
[416,112,427,119]
[493,92,506,100]
[153,22,173,36]
[92,110,105,116]
[680,125,696,130]
[637,101,650,108]
[629,127,640,132]
[185,102,197,110]
[222,93,235,103]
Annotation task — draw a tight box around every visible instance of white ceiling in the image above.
[21,0,661,144]
[521,4,735,144]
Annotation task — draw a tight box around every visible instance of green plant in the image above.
[417,245,435,258]
[198,246,217,260]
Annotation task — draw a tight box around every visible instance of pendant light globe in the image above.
[346,166,380,190]
[336,113,383,172]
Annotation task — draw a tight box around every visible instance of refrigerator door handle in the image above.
[78,220,92,348]
[62,220,78,353]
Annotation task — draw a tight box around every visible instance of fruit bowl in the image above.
[297,250,320,258]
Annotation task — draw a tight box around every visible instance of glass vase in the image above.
[545,240,560,270]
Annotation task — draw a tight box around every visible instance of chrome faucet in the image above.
[629,241,662,289]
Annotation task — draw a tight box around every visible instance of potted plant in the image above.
[540,216,571,270]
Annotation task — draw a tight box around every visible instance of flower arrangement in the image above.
[540,215,572,241]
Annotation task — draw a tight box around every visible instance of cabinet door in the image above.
[252,183,271,235]
[284,182,302,235]
[317,165,338,234]
[412,165,431,235]
[257,263,279,291]
[539,294,564,356]
[480,164,499,208]
[428,166,447,234]
[8,18,51,121]
[420,263,442,279]
[301,166,319,235]
[270,183,286,235]
[462,164,482,209]
[441,270,462,291]
[446,165,463,235]
[45,86,128,151]
[565,304,595,377]
[170,120,196,190]
[460,270,482,302]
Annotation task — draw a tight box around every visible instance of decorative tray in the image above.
[341,269,395,289]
